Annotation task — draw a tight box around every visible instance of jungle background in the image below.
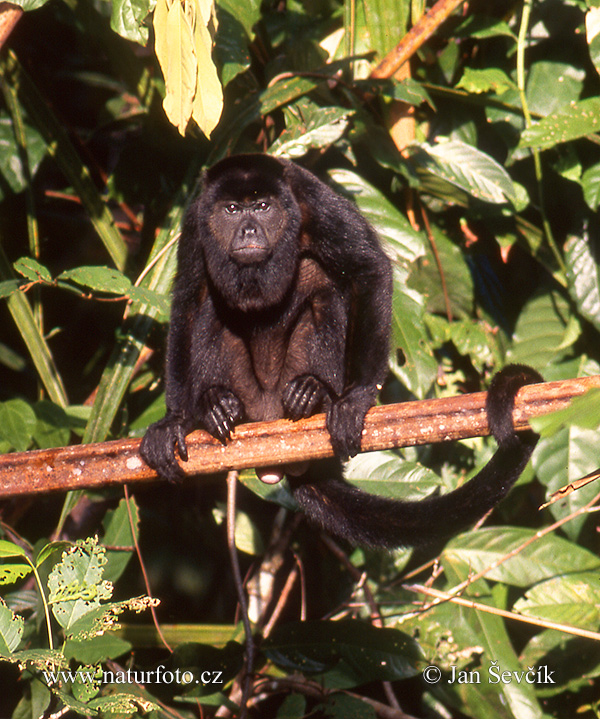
[2,0,600,717]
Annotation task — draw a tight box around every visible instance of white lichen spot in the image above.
[72,467,82,476]
[126,456,143,470]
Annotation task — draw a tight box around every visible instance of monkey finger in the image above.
[283,374,325,419]
[327,406,364,459]
[175,425,189,462]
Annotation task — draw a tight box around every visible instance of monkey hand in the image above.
[140,413,191,482]
[198,386,245,443]
[327,386,376,460]
[282,374,328,420]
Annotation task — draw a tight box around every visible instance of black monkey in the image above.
[140,154,542,548]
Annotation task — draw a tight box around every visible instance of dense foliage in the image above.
[1,0,600,717]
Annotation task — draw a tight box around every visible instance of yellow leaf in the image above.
[153,0,223,137]
[197,0,218,30]
[153,0,198,135]
[191,9,223,138]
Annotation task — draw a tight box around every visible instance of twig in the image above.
[404,583,600,642]
[226,471,255,718]
[0,375,598,498]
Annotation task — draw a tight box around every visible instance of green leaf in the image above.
[453,14,516,40]
[345,451,443,501]
[362,0,409,58]
[519,97,600,150]
[456,67,516,95]
[110,0,152,44]
[586,7,600,77]
[35,541,71,567]
[513,573,600,630]
[581,162,600,209]
[408,223,474,319]
[507,289,575,369]
[444,528,600,587]
[0,116,46,197]
[0,244,68,406]
[533,425,600,540]
[356,78,434,106]
[64,634,131,664]
[328,168,425,264]
[263,621,422,689]
[0,563,32,584]
[260,76,319,116]
[0,540,29,559]
[526,62,584,117]
[271,103,353,159]
[33,400,72,449]
[13,257,52,283]
[48,538,112,631]
[58,266,132,295]
[101,498,138,584]
[0,599,24,654]
[6,0,51,9]
[0,398,37,451]
[565,232,600,334]
[215,0,261,86]
[390,272,437,397]
[410,139,516,204]
[0,279,20,298]
[128,286,170,318]
[233,509,264,555]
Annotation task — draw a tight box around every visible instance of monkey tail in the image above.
[289,365,543,549]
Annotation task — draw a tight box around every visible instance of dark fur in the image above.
[140,154,542,548]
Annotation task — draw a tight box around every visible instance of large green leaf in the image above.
[444,528,600,587]
[514,573,600,630]
[507,289,576,369]
[263,621,421,689]
[410,139,517,204]
[519,97,600,150]
[534,425,600,540]
[565,232,600,334]
[525,61,584,117]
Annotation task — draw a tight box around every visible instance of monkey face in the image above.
[210,195,286,265]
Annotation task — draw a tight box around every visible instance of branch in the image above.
[1,376,598,499]
[370,0,466,80]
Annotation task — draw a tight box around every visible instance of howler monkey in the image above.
[140,154,542,548]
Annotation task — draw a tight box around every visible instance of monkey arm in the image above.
[284,162,393,458]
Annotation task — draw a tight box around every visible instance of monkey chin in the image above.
[256,461,309,485]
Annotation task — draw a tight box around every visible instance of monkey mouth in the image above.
[231,246,271,264]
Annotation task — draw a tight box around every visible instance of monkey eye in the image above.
[254,201,270,212]
[224,203,239,214]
